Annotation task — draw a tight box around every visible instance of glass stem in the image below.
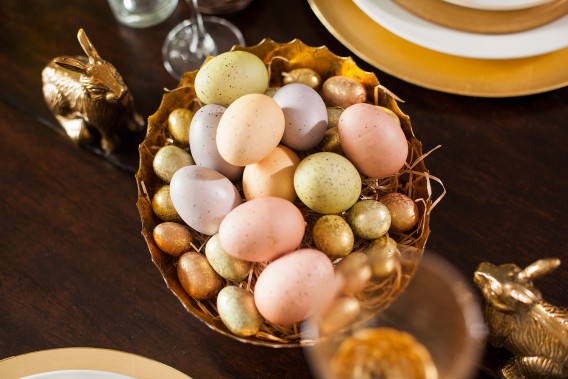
[187,0,217,59]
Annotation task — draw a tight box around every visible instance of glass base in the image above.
[162,16,245,80]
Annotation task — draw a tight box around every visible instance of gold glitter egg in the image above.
[380,192,419,232]
[177,252,224,300]
[153,221,193,256]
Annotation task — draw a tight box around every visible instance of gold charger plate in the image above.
[308,0,568,97]
[0,348,191,379]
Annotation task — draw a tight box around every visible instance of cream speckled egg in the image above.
[242,145,300,202]
[216,93,285,166]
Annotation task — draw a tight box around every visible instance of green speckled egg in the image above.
[217,286,263,337]
[152,145,194,183]
[205,233,251,282]
[294,152,361,214]
[195,51,269,107]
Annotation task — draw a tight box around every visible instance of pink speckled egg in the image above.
[218,196,305,262]
[254,248,335,325]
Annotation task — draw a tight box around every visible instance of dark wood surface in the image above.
[1,0,566,378]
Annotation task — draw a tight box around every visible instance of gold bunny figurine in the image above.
[474,259,568,379]
[42,28,144,154]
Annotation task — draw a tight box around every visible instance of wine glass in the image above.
[162,0,245,80]
[303,252,488,379]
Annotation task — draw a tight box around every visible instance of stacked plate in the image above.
[308,0,568,97]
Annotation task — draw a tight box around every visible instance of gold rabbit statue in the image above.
[474,258,568,379]
[42,28,144,154]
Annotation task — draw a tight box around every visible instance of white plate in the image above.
[353,0,568,59]
[22,370,134,379]
[442,0,555,11]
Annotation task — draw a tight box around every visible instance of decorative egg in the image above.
[294,152,361,214]
[152,145,194,183]
[347,200,391,239]
[217,286,263,337]
[312,215,354,258]
[319,296,361,336]
[205,233,251,282]
[380,192,419,232]
[189,104,243,181]
[177,252,224,300]
[218,196,305,262]
[282,68,321,90]
[364,235,400,278]
[254,248,335,325]
[153,222,193,256]
[338,103,408,179]
[194,51,269,106]
[335,252,372,295]
[170,165,241,235]
[151,185,183,222]
[167,108,193,146]
[216,93,285,166]
[272,83,328,150]
[242,145,300,202]
[321,76,366,109]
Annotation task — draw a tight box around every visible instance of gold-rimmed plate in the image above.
[0,348,191,379]
[308,0,568,97]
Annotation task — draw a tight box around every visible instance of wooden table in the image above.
[1,0,566,378]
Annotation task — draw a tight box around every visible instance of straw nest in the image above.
[135,39,444,347]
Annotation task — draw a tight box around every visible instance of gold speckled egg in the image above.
[364,235,400,278]
[312,215,354,259]
[335,252,372,295]
[151,185,183,222]
[177,251,224,300]
[380,192,419,232]
[319,296,361,336]
[327,107,343,129]
[347,200,391,239]
[321,76,366,109]
[153,222,193,256]
[321,127,343,155]
[282,68,321,90]
[168,108,193,146]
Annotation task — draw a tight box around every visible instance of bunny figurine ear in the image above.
[77,28,102,63]
[53,56,88,75]
[521,258,561,280]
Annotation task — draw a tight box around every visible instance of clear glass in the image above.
[162,0,245,80]
[107,0,178,28]
[303,252,488,379]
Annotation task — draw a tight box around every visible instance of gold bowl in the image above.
[135,39,441,347]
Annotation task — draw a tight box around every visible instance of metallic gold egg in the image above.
[347,200,391,239]
[282,68,321,90]
[152,145,194,183]
[217,286,263,337]
[335,252,372,295]
[177,251,224,300]
[319,296,361,336]
[313,215,354,259]
[167,108,193,146]
[380,192,419,232]
[153,221,193,256]
[322,76,366,109]
[151,185,183,222]
[327,107,343,129]
[364,236,400,278]
[205,234,251,281]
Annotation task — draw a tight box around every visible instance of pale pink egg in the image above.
[218,196,305,262]
[338,103,408,179]
[254,248,335,325]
